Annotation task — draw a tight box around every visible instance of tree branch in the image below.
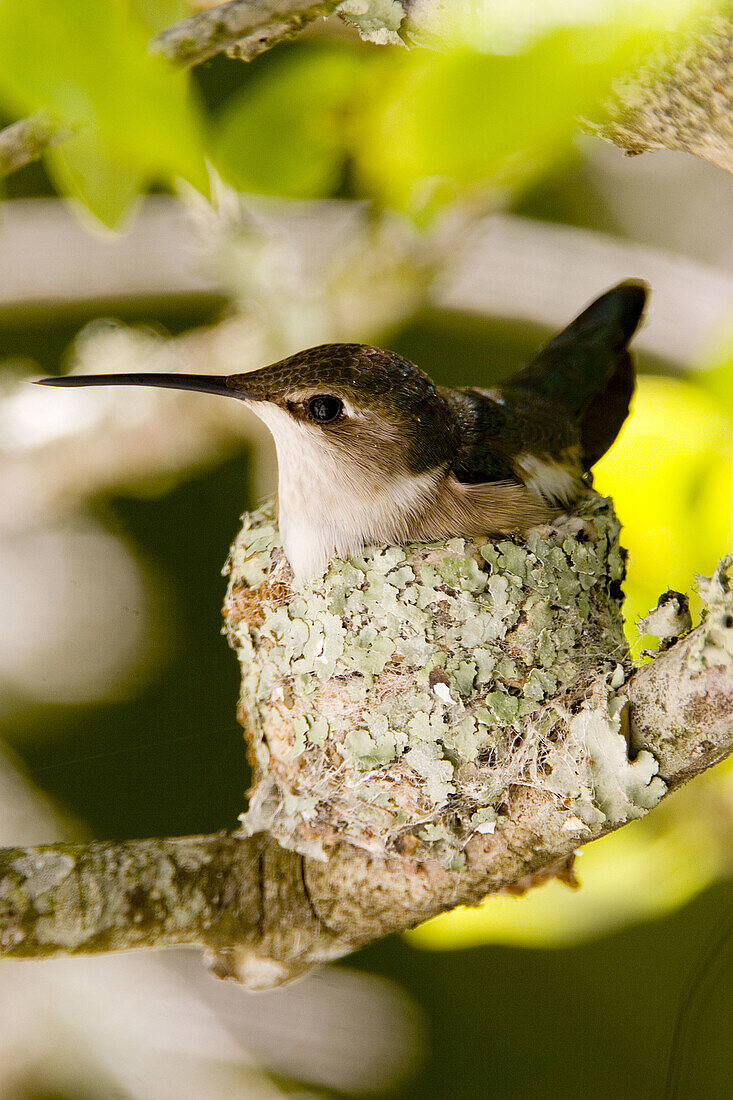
[0,833,262,958]
[150,0,341,67]
[623,579,733,788]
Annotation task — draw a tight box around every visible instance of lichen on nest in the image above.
[223,496,665,866]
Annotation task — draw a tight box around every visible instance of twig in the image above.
[0,833,263,960]
[151,0,341,67]
[0,115,66,180]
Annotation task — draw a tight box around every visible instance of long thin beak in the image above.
[34,373,241,398]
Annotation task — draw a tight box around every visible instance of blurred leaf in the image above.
[128,0,189,34]
[212,45,368,199]
[0,0,208,219]
[206,1,722,218]
[210,27,642,213]
[46,132,143,228]
[354,25,663,219]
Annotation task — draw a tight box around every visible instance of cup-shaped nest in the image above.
[223,497,661,867]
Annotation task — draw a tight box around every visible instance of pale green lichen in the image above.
[223,497,663,864]
[337,0,406,44]
[689,557,733,671]
[542,678,665,829]
[11,851,74,901]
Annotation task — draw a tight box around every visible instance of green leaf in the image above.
[408,0,719,53]
[352,0,723,220]
[128,0,189,35]
[46,131,143,228]
[354,26,655,219]
[211,45,368,200]
[0,0,207,204]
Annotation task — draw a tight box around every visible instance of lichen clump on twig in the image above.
[689,556,733,671]
[223,497,665,867]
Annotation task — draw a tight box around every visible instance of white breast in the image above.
[250,403,442,580]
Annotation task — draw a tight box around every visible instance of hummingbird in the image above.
[36,281,647,580]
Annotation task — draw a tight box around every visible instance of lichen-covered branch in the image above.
[0,115,66,180]
[1,526,731,988]
[0,829,346,989]
[623,562,733,786]
[150,0,341,66]
[0,612,730,987]
[0,833,262,960]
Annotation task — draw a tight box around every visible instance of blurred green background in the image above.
[1,2,732,1097]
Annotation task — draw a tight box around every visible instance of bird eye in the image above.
[307,395,344,424]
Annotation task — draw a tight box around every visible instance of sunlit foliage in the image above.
[0,0,722,224]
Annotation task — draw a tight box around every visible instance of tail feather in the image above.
[505,281,648,420]
[578,349,635,468]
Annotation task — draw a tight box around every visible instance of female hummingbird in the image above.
[37,281,647,580]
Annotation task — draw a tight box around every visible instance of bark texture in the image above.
[150,0,341,66]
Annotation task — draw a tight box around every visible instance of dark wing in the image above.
[438,386,519,485]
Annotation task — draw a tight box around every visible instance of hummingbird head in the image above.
[37,344,456,475]
[36,344,459,578]
[225,344,457,478]
[226,346,460,578]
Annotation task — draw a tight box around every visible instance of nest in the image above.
[223,496,664,866]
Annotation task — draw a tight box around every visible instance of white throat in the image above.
[249,403,441,580]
